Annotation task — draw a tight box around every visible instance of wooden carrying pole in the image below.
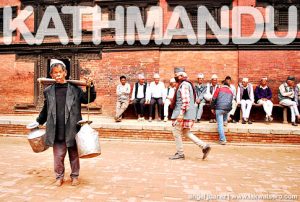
[37,78,89,86]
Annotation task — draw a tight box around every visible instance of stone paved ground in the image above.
[0,136,299,202]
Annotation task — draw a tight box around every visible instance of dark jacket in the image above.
[36,83,96,147]
[254,85,272,103]
[211,85,233,111]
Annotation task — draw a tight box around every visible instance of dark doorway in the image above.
[46,59,71,79]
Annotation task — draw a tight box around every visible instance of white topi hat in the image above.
[242,77,249,82]
[50,59,66,68]
[261,77,268,81]
[138,74,145,79]
[153,73,160,79]
[170,78,176,83]
[197,73,204,79]
[211,74,218,79]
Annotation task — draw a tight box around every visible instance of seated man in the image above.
[163,78,176,122]
[115,76,131,122]
[147,73,165,122]
[278,76,300,126]
[194,73,207,123]
[237,78,254,124]
[296,82,300,111]
[130,74,148,121]
[254,77,273,122]
[225,76,237,123]
[204,74,219,123]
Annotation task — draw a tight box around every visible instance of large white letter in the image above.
[163,6,197,45]
[197,6,230,45]
[93,6,124,45]
[35,6,69,45]
[62,6,88,45]
[232,6,264,44]
[265,6,297,45]
[3,6,35,45]
[126,6,163,45]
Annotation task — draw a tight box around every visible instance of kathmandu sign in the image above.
[2,5,299,45]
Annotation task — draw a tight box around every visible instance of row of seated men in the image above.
[115,73,300,126]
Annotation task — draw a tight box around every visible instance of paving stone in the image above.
[0,137,299,201]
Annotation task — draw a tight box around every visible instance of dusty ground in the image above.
[0,136,299,202]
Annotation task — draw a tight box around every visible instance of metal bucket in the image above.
[75,123,101,159]
[27,128,49,153]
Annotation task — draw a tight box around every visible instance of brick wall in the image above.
[1,124,299,144]
[79,51,160,115]
[0,54,35,113]
[0,0,299,116]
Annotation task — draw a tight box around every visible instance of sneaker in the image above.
[54,179,63,187]
[169,153,185,160]
[209,119,215,123]
[268,116,273,122]
[265,116,269,122]
[196,119,200,123]
[202,145,211,160]
[164,117,168,122]
[232,119,237,123]
[140,117,145,122]
[242,119,246,124]
[248,120,252,124]
[71,178,80,186]
[219,141,227,145]
[157,118,161,122]
[292,122,298,126]
[148,117,152,122]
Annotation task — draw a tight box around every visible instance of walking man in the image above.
[169,67,211,160]
[211,80,233,145]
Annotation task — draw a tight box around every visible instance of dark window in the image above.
[0,6,18,36]
[276,7,300,31]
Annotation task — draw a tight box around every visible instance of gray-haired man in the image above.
[33,59,96,186]
[169,67,211,160]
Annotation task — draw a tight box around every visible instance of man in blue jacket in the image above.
[211,80,233,145]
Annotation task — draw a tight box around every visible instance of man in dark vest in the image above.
[169,67,211,160]
[130,74,148,121]
[31,59,96,186]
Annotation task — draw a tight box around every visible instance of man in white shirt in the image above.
[237,77,254,124]
[225,76,237,123]
[163,78,177,122]
[147,73,165,122]
[115,76,131,122]
[195,73,207,123]
[204,74,219,123]
[131,74,148,121]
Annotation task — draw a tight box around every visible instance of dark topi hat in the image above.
[174,67,185,73]
[287,76,295,81]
